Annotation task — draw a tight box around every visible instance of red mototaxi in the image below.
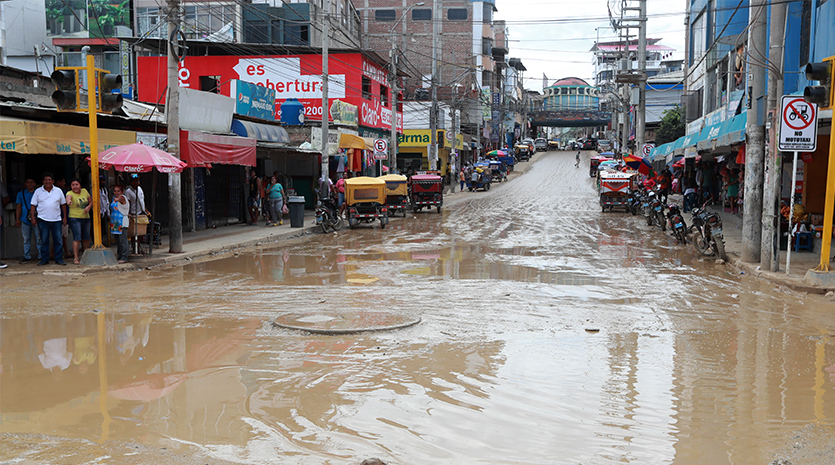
[410,174,444,213]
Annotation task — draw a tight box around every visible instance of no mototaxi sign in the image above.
[779,96,817,152]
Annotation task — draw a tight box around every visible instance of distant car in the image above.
[597,139,612,152]
[534,138,548,152]
[582,139,597,151]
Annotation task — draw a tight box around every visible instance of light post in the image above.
[389,2,424,174]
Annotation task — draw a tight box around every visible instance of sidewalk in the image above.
[675,195,835,294]
[0,210,324,276]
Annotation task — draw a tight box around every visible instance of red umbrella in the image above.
[91,143,187,174]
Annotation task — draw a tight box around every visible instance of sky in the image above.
[494,0,688,92]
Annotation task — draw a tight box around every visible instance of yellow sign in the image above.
[0,118,135,155]
[398,129,462,149]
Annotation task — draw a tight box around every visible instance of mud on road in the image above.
[2,151,835,464]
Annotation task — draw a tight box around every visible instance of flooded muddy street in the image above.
[2,151,835,464]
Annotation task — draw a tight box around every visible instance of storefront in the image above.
[180,130,256,230]
[397,129,462,176]
[1,116,137,259]
[233,118,319,209]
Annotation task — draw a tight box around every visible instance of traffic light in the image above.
[51,69,79,110]
[803,56,835,110]
[99,73,123,113]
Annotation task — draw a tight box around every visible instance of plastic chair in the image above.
[794,232,813,252]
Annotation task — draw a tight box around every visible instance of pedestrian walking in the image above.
[575,152,581,167]
[459,169,466,192]
[109,185,129,263]
[15,178,41,263]
[30,173,68,266]
[66,179,92,264]
[265,175,286,226]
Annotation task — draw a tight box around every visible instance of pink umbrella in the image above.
[90,143,187,174]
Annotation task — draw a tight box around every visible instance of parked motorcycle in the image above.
[315,196,343,233]
[666,204,688,244]
[642,191,656,226]
[628,187,644,216]
[689,203,727,260]
[650,192,666,231]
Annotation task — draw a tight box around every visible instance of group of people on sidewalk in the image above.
[0,173,148,268]
[247,169,288,227]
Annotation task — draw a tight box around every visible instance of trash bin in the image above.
[288,196,305,228]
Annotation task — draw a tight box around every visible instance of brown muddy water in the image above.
[2,151,835,464]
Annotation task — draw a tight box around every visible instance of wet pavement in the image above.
[2,150,835,464]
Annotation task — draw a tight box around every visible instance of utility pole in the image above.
[742,0,767,263]
[167,0,183,253]
[635,0,647,152]
[429,0,441,170]
[761,1,787,271]
[321,0,330,186]
[390,32,399,174]
[621,83,630,156]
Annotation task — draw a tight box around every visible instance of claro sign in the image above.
[137,54,401,131]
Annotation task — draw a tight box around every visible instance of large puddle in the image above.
[2,152,835,464]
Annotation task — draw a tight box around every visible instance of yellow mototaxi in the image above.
[345,176,389,229]
[378,174,409,217]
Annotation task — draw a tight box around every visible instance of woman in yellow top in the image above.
[66,179,92,264]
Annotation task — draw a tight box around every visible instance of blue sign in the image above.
[230,79,276,121]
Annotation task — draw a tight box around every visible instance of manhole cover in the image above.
[273,312,421,335]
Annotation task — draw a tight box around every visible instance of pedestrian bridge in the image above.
[529,109,612,127]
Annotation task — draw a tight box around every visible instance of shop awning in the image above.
[338,133,372,150]
[696,111,747,151]
[181,130,256,168]
[0,116,136,155]
[230,119,290,144]
[650,111,748,161]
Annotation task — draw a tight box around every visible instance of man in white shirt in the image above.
[30,173,68,266]
[124,174,149,217]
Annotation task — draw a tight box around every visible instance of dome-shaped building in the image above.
[543,77,599,111]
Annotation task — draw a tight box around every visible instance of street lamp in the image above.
[390,2,425,174]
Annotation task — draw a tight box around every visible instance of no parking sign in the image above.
[779,96,817,151]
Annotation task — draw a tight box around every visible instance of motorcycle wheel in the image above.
[320,213,332,234]
[658,213,666,231]
[712,238,727,261]
[691,229,711,255]
[330,215,344,231]
[630,204,638,215]
[436,206,442,214]
[645,211,653,226]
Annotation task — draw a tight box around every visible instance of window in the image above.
[381,85,389,106]
[483,3,493,23]
[448,8,467,20]
[412,8,432,20]
[362,76,372,100]
[375,10,395,21]
[482,38,492,56]
[286,24,309,45]
[200,76,220,93]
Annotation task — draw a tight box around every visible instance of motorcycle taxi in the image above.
[345,177,389,229]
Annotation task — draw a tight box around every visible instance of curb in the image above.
[1,224,323,277]
[726,253,833,294]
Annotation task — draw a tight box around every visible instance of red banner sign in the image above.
[136,53,402,132]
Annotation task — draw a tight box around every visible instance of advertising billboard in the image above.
[137,53,402,131]
[230,79,276,121]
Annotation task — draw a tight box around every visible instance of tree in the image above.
[655,105,685,146]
